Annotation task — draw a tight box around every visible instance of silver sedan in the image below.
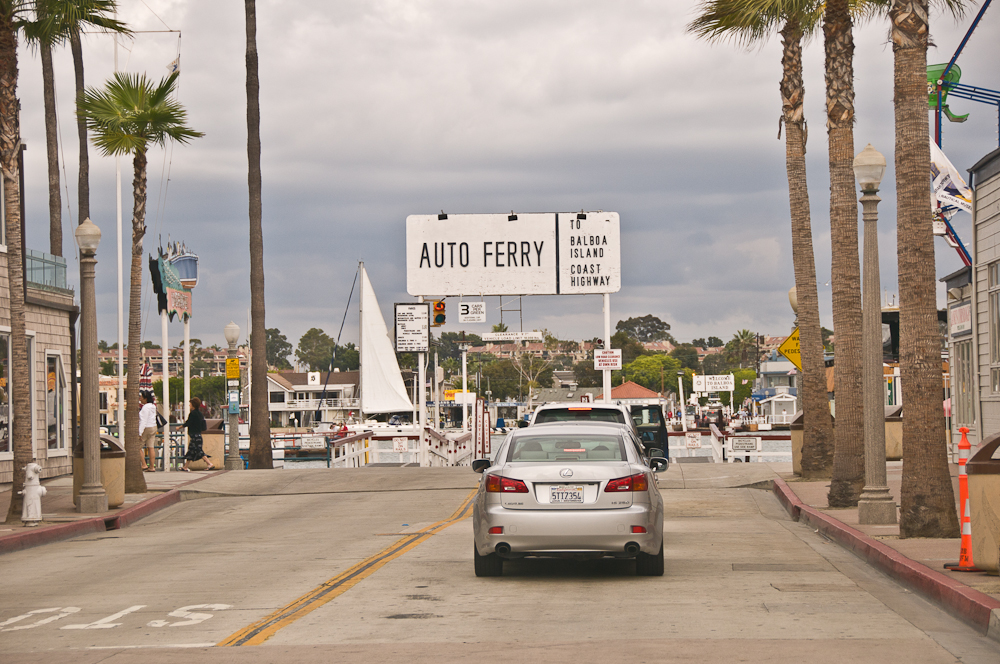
[471,423,667,577]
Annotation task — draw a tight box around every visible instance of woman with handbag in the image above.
[179,397,215,471]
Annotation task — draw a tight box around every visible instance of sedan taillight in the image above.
[486,475,529,493]
[604,473,649,492]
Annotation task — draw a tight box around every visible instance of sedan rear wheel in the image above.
[474,545,504,577]
[636,539,664,576]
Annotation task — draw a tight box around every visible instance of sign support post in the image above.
[417,296,425,432]
[603,293,612,403]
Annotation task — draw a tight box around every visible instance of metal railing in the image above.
[25,249,70,293]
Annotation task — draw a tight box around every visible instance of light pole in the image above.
[224,321,243,470]
[76,218,108,513]
[854,144,896,525]
[677,371,687,433]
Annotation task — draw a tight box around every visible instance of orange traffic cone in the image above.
[944,427,980,572]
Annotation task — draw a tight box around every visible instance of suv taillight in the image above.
[486,475,529,493]
[604,473,649,492]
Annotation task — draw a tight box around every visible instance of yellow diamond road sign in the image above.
[777,328,802,372]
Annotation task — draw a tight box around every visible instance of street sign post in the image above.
[406,212,620,296]
[459,301,487,323]
[394,302,430,353]
[693,374,735,392]
[778,328,802,371]
[594,349,622,371]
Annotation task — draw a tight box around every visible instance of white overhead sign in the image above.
[693,374,735,393]
[394,303,430,353]
[594,349,622,371]
[481,331,544,342]
[459,301,487,323]
[406,212,620,296]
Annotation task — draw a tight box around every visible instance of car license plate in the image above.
[550,485,584,503]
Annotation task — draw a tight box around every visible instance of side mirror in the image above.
[471,458,491,473]
[648,448,664,459]
[649,457,668,473]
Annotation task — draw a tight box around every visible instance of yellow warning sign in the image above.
[226,358,241,380]
[777,327,802,372]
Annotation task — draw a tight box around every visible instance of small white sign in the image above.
[950,303,971,336]
[685,432,702,449]
[227,379,240,388]
[394,303,430,353]
[692,374,735,393]
[459,301,487,323]
[392,437,409,453]
[481,331,544,342]
[594,349,623,371]
[730,436,760,452]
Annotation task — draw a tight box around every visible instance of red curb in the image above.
[772,478,1000,636]
[0,516,106,555]
[104,490,181,530]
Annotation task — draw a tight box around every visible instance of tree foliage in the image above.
[611,330,648,364]
[573,359,602,387]
[295,328,334,371]
[622,354,682,392]
[615,315,674,343]
[266,327,292,369]
[669,343,700,370]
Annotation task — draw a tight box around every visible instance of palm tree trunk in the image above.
[124,150,147,493]
[780,21,834,478]
[41,41,61,257]
[1,19,32,524]
[70,30,89,227]
[246,0,271,468]
[891,0,958,538]
[824,0,865,506]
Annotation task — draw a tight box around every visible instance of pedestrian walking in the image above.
[179,397,215,471]
[139,391,158,471]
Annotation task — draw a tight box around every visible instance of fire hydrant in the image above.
[20,463,46,527]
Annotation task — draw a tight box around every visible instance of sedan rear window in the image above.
[508,434,625,462]
[533,408,627,425]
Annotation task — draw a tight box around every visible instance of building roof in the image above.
[268,371,360,390]
[598,381,660,400]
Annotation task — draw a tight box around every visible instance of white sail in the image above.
[360,264,414,414]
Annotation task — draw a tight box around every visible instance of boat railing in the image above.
[283,398,360,409]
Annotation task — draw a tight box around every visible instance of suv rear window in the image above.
[534,408,627,425]
[508,434,625,462]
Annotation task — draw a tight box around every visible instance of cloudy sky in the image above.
[14,1,1000,353]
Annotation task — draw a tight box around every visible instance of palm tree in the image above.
[245,0,271,469]
[890,0,961,538]
[822,0,867,506]
[1,0,34,524]
[78,71,203,492]
[24,0,129,257]
[689,0,835,479]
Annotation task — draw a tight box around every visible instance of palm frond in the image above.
[79,70,203,158]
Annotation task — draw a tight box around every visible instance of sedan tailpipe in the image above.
[495,543,511,556]
[624,542,640,555]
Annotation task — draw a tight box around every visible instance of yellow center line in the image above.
[218,487,477,647]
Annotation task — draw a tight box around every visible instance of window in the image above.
[953,339,975,427]
[99,392,109,410]
[46,355,67,452]
[990,263,1000,392]
[0,332,32,458]
[507,433,625,462]
[0,334,8,455]
[269,392,286,403]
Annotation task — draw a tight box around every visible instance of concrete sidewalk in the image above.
[0,470,221,553]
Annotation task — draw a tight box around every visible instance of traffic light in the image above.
[432,300,446,326]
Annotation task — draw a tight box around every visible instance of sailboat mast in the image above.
[358,260,364,422]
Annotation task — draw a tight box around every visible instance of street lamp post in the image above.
[224,322,243,470]
[76,218,108,513]
[854,144,897,525]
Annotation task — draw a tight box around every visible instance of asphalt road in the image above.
[1,467,998,663]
